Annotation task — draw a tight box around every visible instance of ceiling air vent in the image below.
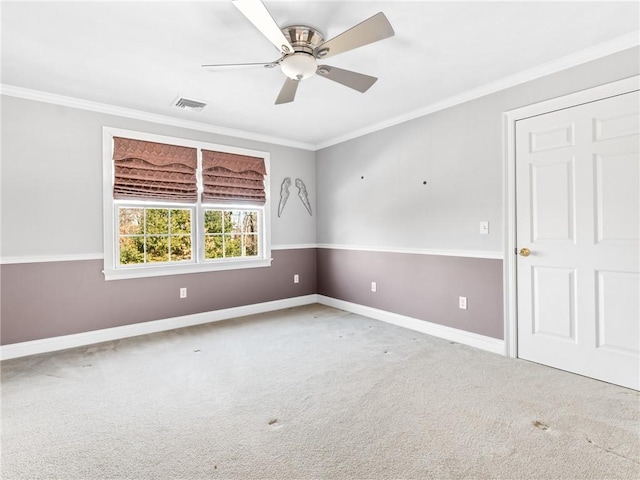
[173,97,207,112]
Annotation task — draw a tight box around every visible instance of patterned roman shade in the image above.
[201,150,267,204]
[112,137,198,203]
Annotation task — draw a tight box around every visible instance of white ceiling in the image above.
[2,1,639,149]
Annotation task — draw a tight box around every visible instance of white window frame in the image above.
[102,127,271,280]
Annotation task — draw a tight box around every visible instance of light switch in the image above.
[480,221,489,235]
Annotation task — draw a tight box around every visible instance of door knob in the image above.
[519,247,531,257]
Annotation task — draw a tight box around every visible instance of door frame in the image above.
[501,75,640,359]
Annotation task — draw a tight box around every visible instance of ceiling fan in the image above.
[202,0,395,105]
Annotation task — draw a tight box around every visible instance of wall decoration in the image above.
[278,177,291,217]
[278,177,312,217]
[296,178,312,216]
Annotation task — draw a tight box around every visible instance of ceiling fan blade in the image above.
[275,78,299,104]
[232,0,294,55]
[317,65,377,93]
[201,61,279,69]
[314,12,394,60]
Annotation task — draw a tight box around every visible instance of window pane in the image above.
[170,235,191,261]
[146,209,169,234]
[170,209,191,234]
[223,211,238,233]
[224,234,242,258]
[204,210,223,234]
[119,208,144,235]
[243,211,258,233]
[245,234,258,256]
[205,235,223,259]
[147,235,169,262]
[119,237,145,265]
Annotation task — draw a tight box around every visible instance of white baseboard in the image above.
[0,295,318,360]
[317,296,505,355]
[1,294,504,360]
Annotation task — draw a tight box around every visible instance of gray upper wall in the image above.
[2,47,638,259]
[0,98,316,258]
[315,47,640,254]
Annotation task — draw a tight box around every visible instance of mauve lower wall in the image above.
[317,248,503,339]
[0,249,316,345]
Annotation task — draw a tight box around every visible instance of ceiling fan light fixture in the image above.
[280,52,317,80]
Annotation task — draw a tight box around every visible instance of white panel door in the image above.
[516,90,639,390]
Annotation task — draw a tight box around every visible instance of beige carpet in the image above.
[1,304,639,479]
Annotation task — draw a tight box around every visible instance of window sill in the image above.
[103,257,273,281]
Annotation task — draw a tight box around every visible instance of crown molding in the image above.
[314,31,640,150]
[2,32,638,152]
[0,84,316,151]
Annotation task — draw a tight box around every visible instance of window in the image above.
[204,209,259,259]
[103,128,271,280]
[119,207,193,265]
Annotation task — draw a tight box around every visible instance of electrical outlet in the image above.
[294,274,299,284]
[180,287,187,299]
[371,282,377,292]
[459,296,467,310]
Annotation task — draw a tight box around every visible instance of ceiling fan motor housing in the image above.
[280,25,324,80]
